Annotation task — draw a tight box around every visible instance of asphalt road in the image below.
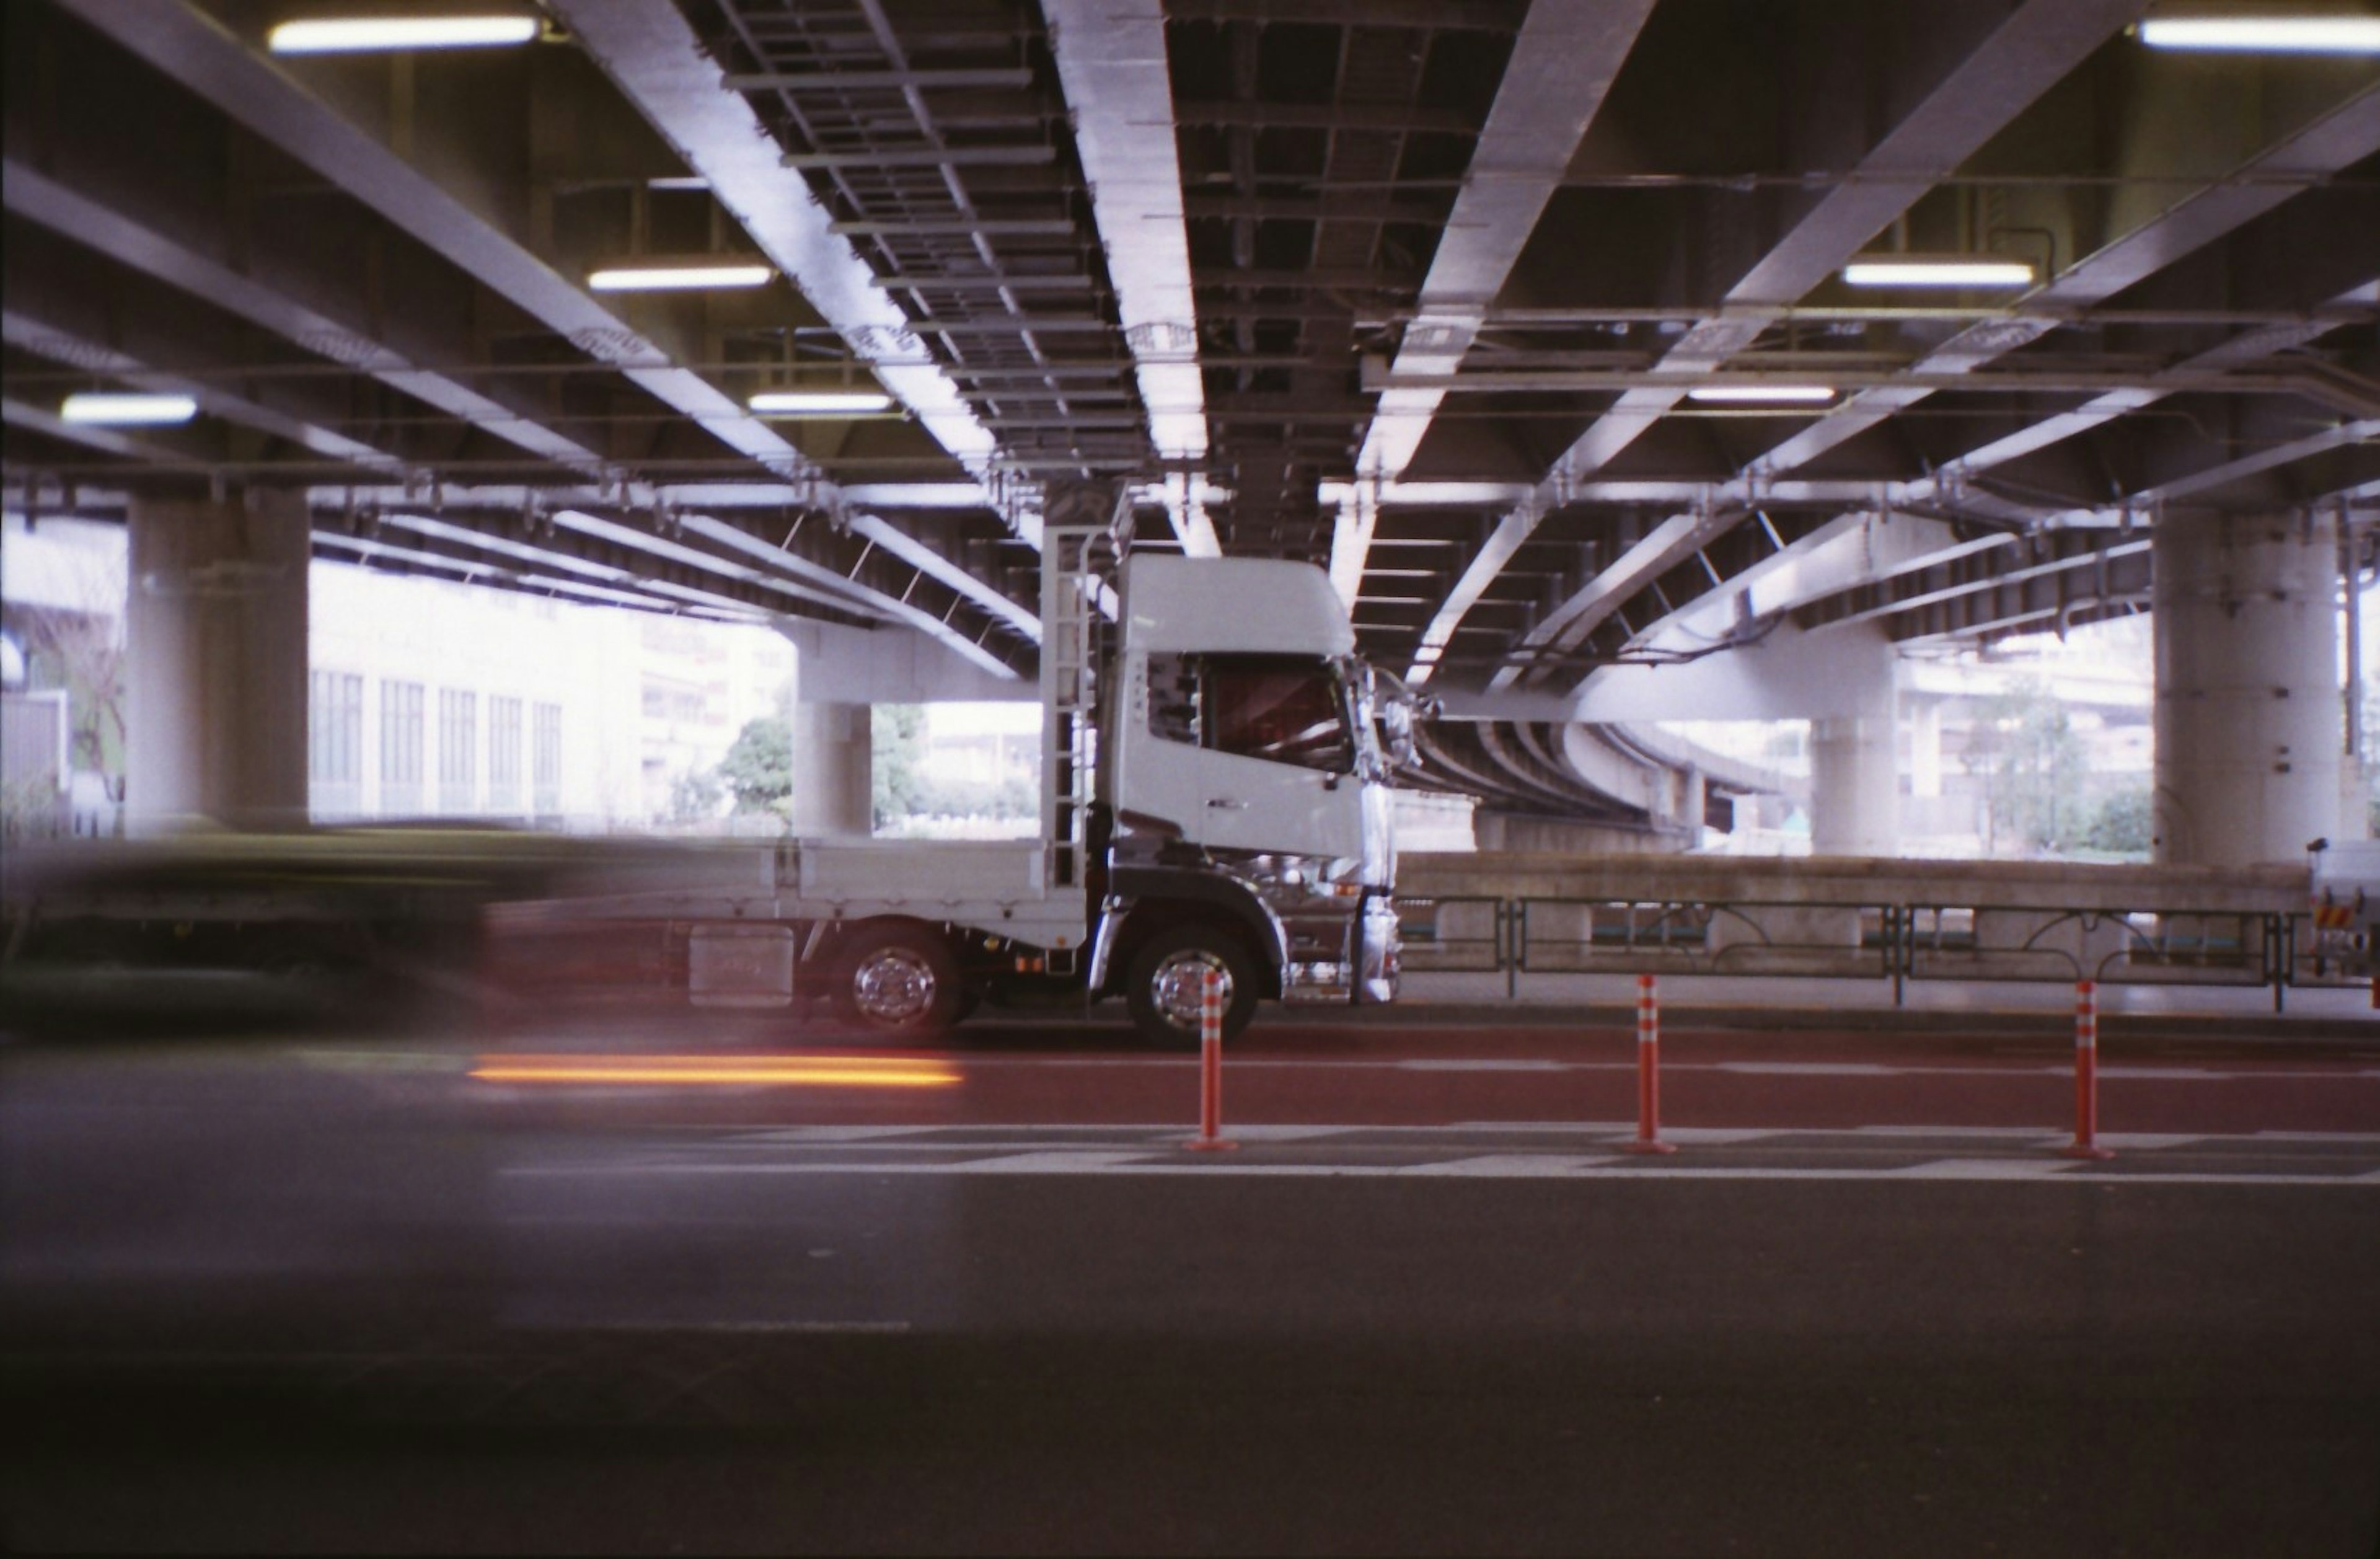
[6,1013,2377,1557]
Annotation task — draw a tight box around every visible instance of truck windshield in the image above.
[1201,654,1354,774]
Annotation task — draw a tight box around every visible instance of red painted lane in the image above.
[464,1020,2380,1137]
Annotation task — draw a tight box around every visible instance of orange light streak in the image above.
[470,1053,959,1088]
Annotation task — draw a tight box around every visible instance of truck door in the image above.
[1190,654,1365,859]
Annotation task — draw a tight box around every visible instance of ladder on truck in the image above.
[1037,484,1122,890]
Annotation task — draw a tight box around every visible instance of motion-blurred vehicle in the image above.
[489,505,1426,1046]
[3,508,1423,1047]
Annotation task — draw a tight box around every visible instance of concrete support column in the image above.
[1910,699,1944,800]
[1810,716,1900,855]
[2153,509,2343,867]
[786,700,872,836]
[125,490,309,833]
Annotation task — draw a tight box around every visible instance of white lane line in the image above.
[731,1125,950,1143]
[941,1056,2380,1080]
[2248,1131,2380,1143]
[1893,1159,2078,1179]
[945,1150,1158,1174]
[566,1320,914,1335]
[1207,1124,1364,1141]
[1711,1062,1902,1077]
[504,1159,2380,1188]
[1838,1124,2066,1139]
[1624,1127,1782,1146]
[1398,1059,1571,1072]
[697,1123,2380,1151]
[1398,1155,1620,1176]
[1448,1120,1641,1133]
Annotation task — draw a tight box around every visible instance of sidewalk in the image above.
[1300,969,2380,1043]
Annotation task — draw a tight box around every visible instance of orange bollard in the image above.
[2062,979,2115,1160]
[1625,972,1678,1155]
[1183,965,1238,1152]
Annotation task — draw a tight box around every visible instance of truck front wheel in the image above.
[1125,924,1259,1049]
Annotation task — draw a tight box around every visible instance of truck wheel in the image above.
[833,924,964,1038]
[1125,924,1258,1049]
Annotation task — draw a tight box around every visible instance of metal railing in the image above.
[1394,893,2364,1011]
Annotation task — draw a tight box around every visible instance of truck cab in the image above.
[1090,554,1403,1043]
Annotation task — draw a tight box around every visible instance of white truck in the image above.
[496,508,1419,1046]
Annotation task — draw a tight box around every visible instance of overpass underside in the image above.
[1,0,2374,865]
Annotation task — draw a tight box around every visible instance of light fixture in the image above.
[588,262,775,292]
[266,15,540,54]
[2137,16,2380,53]
[1841,256,2036,288]
[748,389,894,416]
[1686,385,1838,404]
[60,392,198,425]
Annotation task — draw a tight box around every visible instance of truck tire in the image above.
[832,923,964,1038]
[1125,923,1259,1049]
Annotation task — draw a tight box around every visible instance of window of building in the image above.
[309,671,364,818]
[438,689,477,813]
[532,702,562,819]
[641,680,705,723]
[379,680,424,815]
[488,696,524,813]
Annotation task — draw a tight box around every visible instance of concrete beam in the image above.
[1,160,604,469]
[1042,0,1217,556]
[1406,0,2144,683]
[1332,0,1653,598]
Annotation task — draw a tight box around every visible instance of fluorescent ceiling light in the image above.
[748,390,894,415]
[2137,16,2380,52]
[588,263,774,292]
[1841,257,2036,288]
[60,392,198,425]
[267,16,539,53]
[1686,385,1838,404]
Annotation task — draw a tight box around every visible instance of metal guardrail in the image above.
[1395,894,2367,1012]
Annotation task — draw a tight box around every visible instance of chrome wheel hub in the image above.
[1149,950,1231,1033]
[851,946,936,1026]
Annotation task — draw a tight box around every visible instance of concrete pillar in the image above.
[2153,509,2343,868]
[1910,698,1944,800]
[786,700,871,836]
[125,490,309,833]
[1811,714,1900,857]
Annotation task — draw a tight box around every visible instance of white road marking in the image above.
[1205,1124,1362,1141]
[1447,1120,1642,1133]
[696,1123,2380,1152]
[1893,1159,2078,1179]
[1398,1155,1620,1176]
[945,1150,1157,1173]
[733,1125,950,1142]
[573,1320,913,1334]
[1711,1062,1902,1077]
[1838,1124,2072,1139]
[933,1055,2380,1081]
[504,1158,2380,1188]
[1623,1127,1781,1146]
[1398,1059,1571,1072]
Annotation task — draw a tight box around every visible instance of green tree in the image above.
[871,704,924,829]
[2079,786,2152,857]
[666,766,725,825]
[717,715,793,819]
[1962,678,2089,856]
